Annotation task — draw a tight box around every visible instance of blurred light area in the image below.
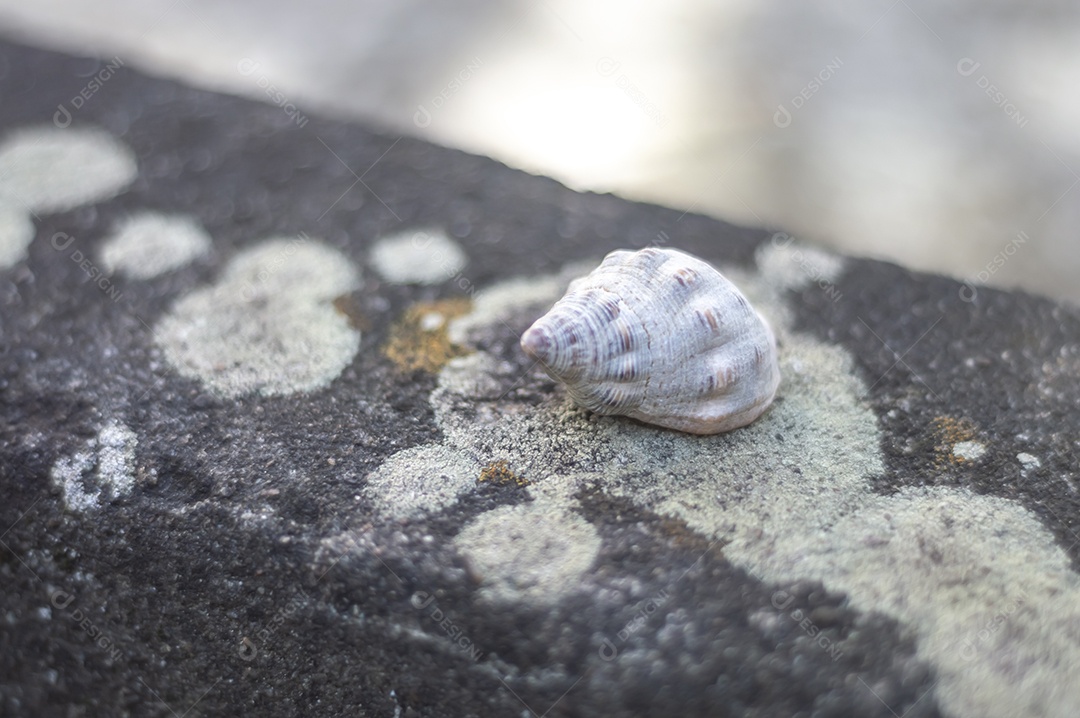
[1012,29,1080,155]
[425,0,701,193]
[0,0,1077,303]
[458,83,661,189]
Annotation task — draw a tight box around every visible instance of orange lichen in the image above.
[382,298,472,373]
[477,460,529,487]
[930,415,982,468]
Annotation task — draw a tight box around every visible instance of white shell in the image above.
[520,248,780,435]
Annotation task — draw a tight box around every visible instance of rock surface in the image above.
[1,39,1079,718]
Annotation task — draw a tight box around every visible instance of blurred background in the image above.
[1,0,1077,304]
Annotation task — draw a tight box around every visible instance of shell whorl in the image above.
[520,247,780,435]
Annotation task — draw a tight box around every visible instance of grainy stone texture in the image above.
[2,39,1079,718]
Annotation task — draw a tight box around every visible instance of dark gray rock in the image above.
[1,38,1077,718]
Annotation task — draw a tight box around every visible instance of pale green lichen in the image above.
[364,444,481,517]
[50,421,138,513]
[0,126,138,270]
[952,440,987,462]
[370,227,467,285]
[156,238,361,397]
[454,482,599,605]
[0,126,137,213]
[755,237,845,292]
[99,211,212,279]
[0,203,35,270]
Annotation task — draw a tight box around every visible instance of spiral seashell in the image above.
[520,247,780,434]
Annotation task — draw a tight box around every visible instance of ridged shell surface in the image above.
[520,248,780,434]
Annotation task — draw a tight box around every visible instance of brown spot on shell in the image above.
[603,299,620,320]
[696,309,720,331]
[673,267,698,287]
[715,365,736,389]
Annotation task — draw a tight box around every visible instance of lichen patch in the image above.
[370,228,467,285]
[382,299,472,373]
[0,126,136,213]
[477,459,529,487]
[0,203,34,270]
[363,444,481,517]
[952,440,987,462]
[156,237,361,397]
[931,416,982,468]
[50,421,138,513]
[99,211,212,279]
[452,489,600,605]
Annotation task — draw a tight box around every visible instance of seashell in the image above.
[520,247,780,434]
